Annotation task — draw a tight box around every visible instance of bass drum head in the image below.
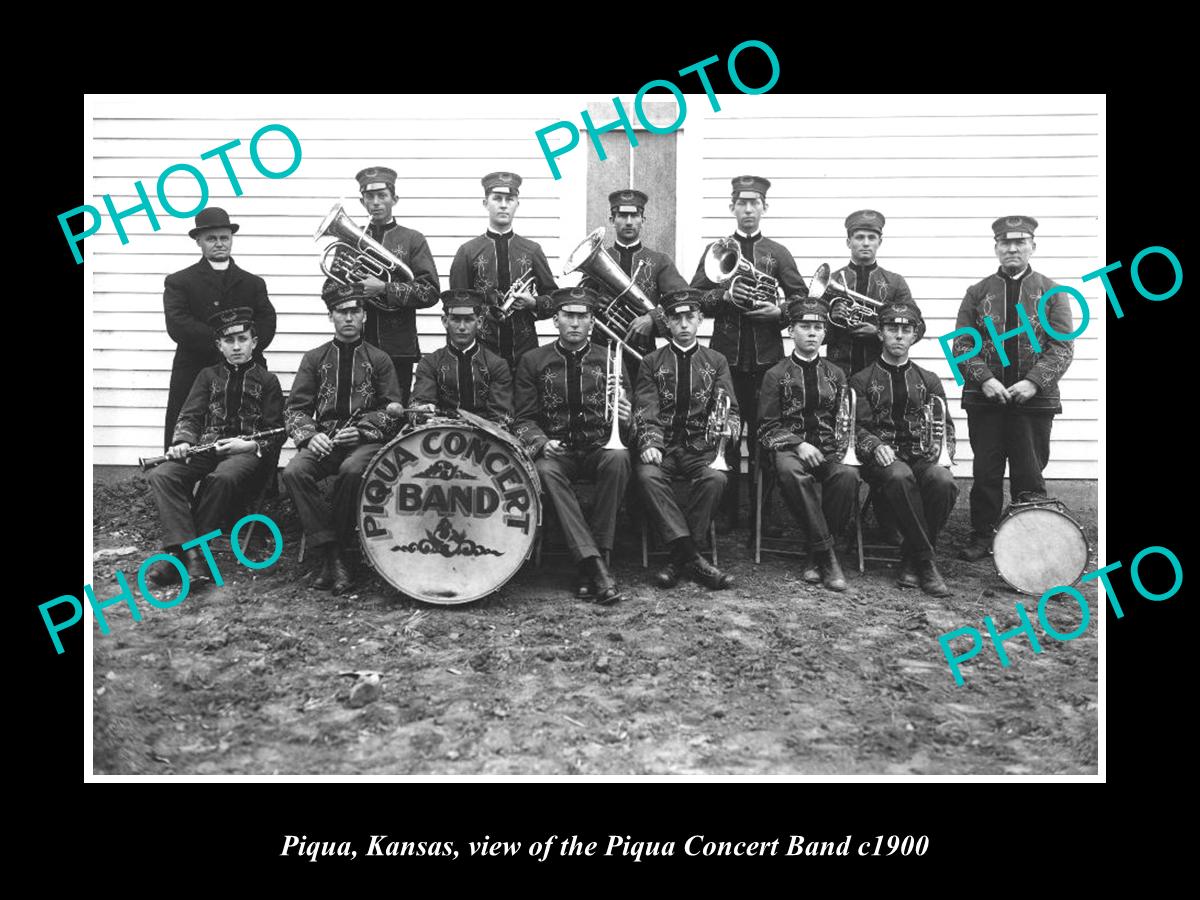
[992,506,1089,596]
[356,420,540,605]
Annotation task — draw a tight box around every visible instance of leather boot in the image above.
[654,561,681,588]
[896,554,919,589]
[591,558,624,605]
[917,558,951,597]
[801,554,823,584]
[330,548,353,595]
[146,549,182,587]
[687,555,734,590]
[183,547,211,584]
[818,548,847,592]
[576,565,595,599]
[313,545,336,590]
[958,534,993,562]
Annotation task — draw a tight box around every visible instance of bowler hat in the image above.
[189,207,240,239]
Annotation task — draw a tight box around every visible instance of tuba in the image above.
[562,226,653,361]
[602,341,627,451]
[315,202,415,288]
[837,387,863,467]
[920,395,955,468]
[809,263,884,329]
[703,237,781,309]
[705,387,733,471]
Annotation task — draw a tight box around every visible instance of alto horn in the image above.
[924,395,955,469]
[703,237,780,308]
[562,227,655,361]
[315,202,415,287]
[809,263,883,329]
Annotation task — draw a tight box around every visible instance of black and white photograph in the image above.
[82,91,1104,778]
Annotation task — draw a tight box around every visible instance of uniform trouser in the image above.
[726,367,775,517]
[636,446,727,545]
[281,442,382,549]
[147,451,265,546]
[773,451,860,552]
[861,459,958,561]
[392,358,415,408]
[536,447,632,563]
[966,408,1055,536]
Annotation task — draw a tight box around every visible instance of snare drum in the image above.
[992,499,1089,596]
[356,414,542,605]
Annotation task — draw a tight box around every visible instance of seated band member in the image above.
[758,297,859,592]
[281,286,404,595]
[410,290,513,427]
[320,166,440,407]
[634,290,738,590]
[513,287,633,605]
[449,171,558,371]
[146,307,284,586]
[850,301,957,597]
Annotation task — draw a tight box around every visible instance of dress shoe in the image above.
[183,548,212,584]
[917,559,951,597]
[958,535,993,562]
[654,561,681,588]
[896,556,919,589]
[801,558,823,584]
[146,555,182,587]
[1015,491,1048,504]
[313,547,336,590]
[330,549,353,595]
[576,569,595,599]
[687,556,734,590]
[817,549,847,592]
[591,559,624,605]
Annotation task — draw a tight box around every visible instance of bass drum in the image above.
[992,499,1089,596]
[356,411,541,605]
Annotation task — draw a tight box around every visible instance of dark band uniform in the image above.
[634,292,740,552]
[281,288,405,551]
[850,301,958,574]
[320,167,441,406]
[825,210,915,377]
[951,216,1074,542]
[148,307,284,552]
[449,172,558,369]
[513,288,633,568]
[163,207,276,450]
[581,189,689,358]
[412,290,514,427]
[758,297,861,562]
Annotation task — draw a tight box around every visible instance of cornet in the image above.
[706,387,733,471]
[488,270,538,321]
[809,263,884,329]
[838,387,863,467]
[602,342,627,451]
[920,395,955,468]
[703,237,781,309]
[315,202,415,287]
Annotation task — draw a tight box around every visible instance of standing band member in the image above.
[634,290,738,591]
[320,166,440,406]
[282,286,404,595]
[450,171,558,371]
[514,287,633,604]
[410,290,513,427]
[691,175,807,535]
[758,297,858,593]
[851,301,956,596]
[163,207,275,451]
[582,188,689,368]
[146,307,284,586]
[952,216,1074,561]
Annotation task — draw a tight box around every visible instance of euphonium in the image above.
[603,341,627,451]
[562,226,655,359]
[920,394,955,468]
[706,387,733,471]
[809,263,884,328]
[838,387,863,467]
[315,202,415,287]
[703,237,781,309]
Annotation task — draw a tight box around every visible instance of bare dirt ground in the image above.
[92,474,1097,775]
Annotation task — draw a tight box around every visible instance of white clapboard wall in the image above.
[88,94,1102,479]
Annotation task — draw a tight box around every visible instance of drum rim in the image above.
[992,504,1090,596]
[355,423,540,605]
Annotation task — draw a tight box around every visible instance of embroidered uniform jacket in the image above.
[634,343,740,452]
[173,361,285,456]
[580,243,689,355]
[850,359,957,463]
[412,342,514,427]
[449,233,559,361]
[690,234,807,369]
[320,220,440,360]
[513,341,634,456]
[758,354,847,458]
[284,339,404,448]
[164,258,276,367]
[825,263,913,376]
[952,268,1074,412]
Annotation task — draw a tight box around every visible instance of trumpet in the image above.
[705,386,733,471]
[315,202,415,288]
[488,270,539,321]
[139,427,286,471]
[703,237,781,309]
[837,387,863,467]
[809,263,884,329]
[920,395,955,468]
[602,342,627,451]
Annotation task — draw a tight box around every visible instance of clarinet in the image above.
[139,427,287,471]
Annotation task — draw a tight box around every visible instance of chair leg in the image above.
[855,487,865,574]
[534,530,543,568]
[710,520,718,567]
[641,522,649,569]
[299,532,307,565]
[754,464,763,565]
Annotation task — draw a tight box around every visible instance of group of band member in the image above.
[144,165,1075,604]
